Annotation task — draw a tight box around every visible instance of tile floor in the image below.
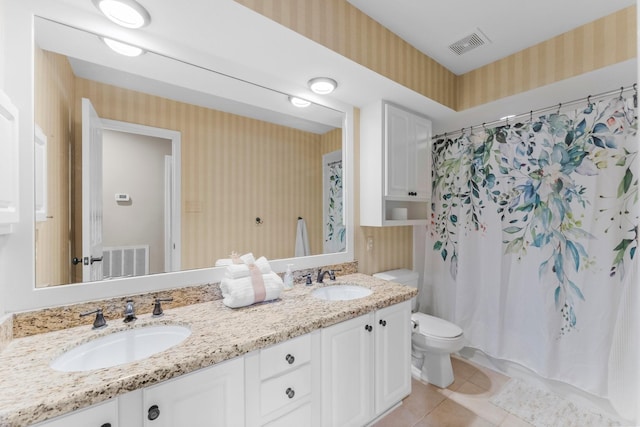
[373,356,533,427]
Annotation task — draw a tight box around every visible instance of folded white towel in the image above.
[214,252,256,267]
[220,272,284,308]
[224,256,272,279]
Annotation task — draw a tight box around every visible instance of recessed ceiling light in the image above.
[101,37,145,57]
[289,96,311,108]
[308,77,337,95]
[93,0,151,29]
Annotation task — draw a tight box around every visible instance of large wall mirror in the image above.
[33,17,349,289]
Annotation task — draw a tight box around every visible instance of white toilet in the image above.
[373,269,464,388]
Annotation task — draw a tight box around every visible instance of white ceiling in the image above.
[347,0,636,75]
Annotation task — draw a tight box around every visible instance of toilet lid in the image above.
[412,313,463,338]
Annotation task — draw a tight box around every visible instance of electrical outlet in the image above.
[366,236,374,251]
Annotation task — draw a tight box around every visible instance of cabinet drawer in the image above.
[260,334,310,380]
[260,364,311,416]
[262,402,311,427]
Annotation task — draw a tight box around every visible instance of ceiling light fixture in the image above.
[289,96,311,108]
[101,37,145,57]
[308,77,337,95]
[93,0,151,29]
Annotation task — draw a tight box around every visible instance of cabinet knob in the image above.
[285,353,295,364]
[101,424,111,427]
[285,387,295,399]
[379,319,387,327]
[148,404,160,421]
[364,324,372,332]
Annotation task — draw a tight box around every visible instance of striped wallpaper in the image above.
[34,47,74,287]
[458,6,637,109]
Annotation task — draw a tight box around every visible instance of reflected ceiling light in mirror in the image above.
[93,0,151,29]
[289,96,311,108]
[101,37,146,57]
[308,77,337,95]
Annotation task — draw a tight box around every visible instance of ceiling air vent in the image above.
[448,30,489,56]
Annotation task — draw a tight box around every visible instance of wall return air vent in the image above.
[448,29,490,56]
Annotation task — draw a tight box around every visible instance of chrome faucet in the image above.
[123,299,137,323]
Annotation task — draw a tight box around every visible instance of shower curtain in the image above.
[427,95,638,407]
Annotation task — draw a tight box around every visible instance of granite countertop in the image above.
[0,273,416,427]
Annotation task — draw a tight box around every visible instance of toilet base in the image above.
[412,350,455,388]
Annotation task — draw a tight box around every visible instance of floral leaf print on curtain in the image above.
[431,96,638,335]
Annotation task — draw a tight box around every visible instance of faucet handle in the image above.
[80,308,107,329]
[153,297,174,317]
[329,269,341,280]
[302,274,313,285]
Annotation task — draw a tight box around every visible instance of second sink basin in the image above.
[312,284,372,301]
[50,324,191,372]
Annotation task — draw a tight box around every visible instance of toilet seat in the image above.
[411,312,462,338]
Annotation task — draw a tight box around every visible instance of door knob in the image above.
[72,257,82,265]
[148,404,160,420]
[90,256,103,264]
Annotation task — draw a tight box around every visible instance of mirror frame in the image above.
[3,3,354,312]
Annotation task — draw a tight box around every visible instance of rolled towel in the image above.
[220,272,284,308]
[224,256,272,279]
[214,252,256,267]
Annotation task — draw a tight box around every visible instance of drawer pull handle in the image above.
[285,354,295,364]
[365,325,372,332]
[379,319,387,327]
[148,405,160,421]
[285,387,295,399]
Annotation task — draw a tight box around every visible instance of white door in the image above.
[320,313,374,427]
[374,301,412,416]
[82,98,104,282]
[143,357,244,427]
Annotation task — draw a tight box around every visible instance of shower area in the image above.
[424,87,639,421]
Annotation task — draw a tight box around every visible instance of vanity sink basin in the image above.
[50,324,191,372]
[312,284,372,301]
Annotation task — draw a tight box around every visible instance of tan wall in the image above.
[458,6,637,109]
[34,47,75,287]
[74,78,333,272]
[235,0,458,109]
[237,1,636,111]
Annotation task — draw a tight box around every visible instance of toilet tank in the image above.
[373,269,420,311]
[373,269,419,287]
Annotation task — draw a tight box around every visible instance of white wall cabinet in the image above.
[0,90,20,234]
[320,301,411,426]
[361,100,432,226]
[33,399,118,427]
[142,357,244,427]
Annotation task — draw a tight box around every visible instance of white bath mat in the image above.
[490,379,624,427]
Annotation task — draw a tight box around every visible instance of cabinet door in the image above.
[374,300,412,416]
[411,115,432,199]
[143,357,244,427]
[385,104,412,198]
[320,313,374,427]
[34,399,118,427]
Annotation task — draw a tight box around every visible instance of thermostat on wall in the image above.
[115,193,130,202]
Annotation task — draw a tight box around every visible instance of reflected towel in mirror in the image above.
[295,218,310,257]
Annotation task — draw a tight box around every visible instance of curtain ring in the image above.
[482,122,486,132]
[619,86,624,100]
[556,103,562,114]
[586,95,591,107]
[529,110,533,122]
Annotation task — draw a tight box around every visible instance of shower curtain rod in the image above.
[432,83,637,140]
